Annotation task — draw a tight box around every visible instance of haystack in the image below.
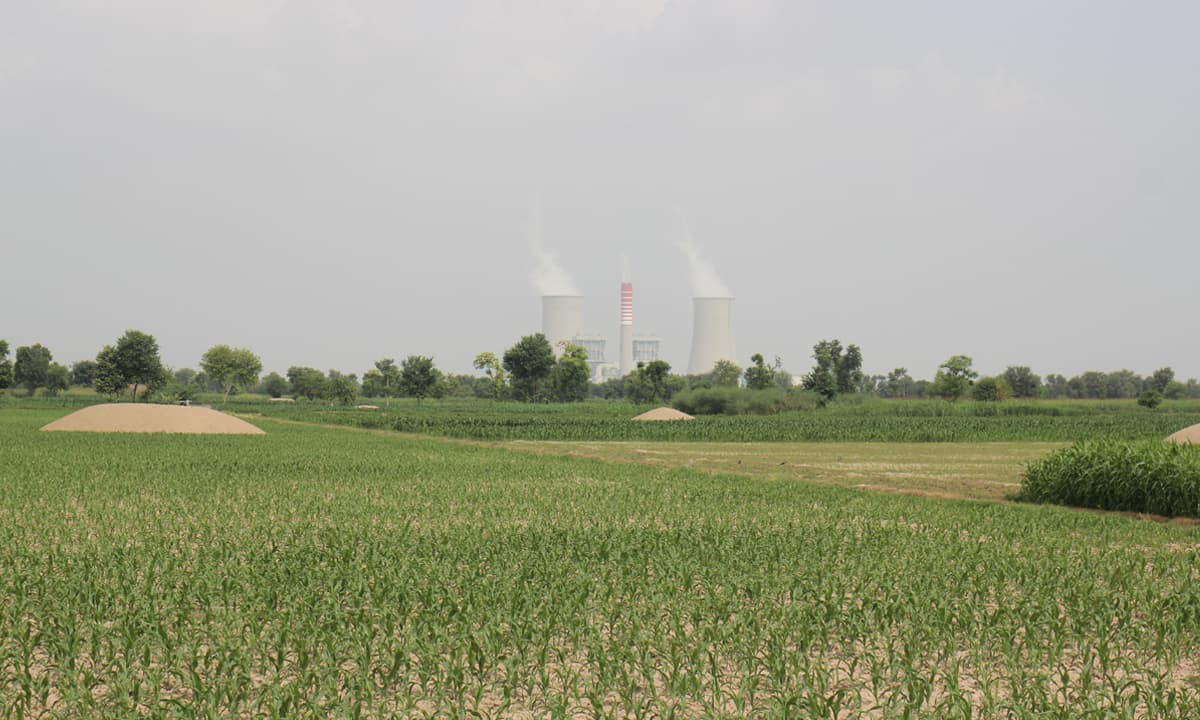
[41,404,265,435]
[632,407,695,422]
[1166,424,1200,444]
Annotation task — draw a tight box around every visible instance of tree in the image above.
[836,344,864,395]
[44,363,71,397]
[373,358,401,404]
[799,340,863,402]
[1001,366,1041,399]
[972,376,1011,402]
[1104,370,1140,399]
[552,344,590,402]
[930,355,977,401]
[70,359,97,387]
[472,352,508,400]
[14,344,52,395]
[626,360,679,404]
[503,333,555,402]
[744,353,776,391]
[709,359,743,387]
[399,355,442,402]
[200,345,263,404]
[262,372,289,398]
[1148,367,1175,394]
[0,340,11,391]
[881,368,914,398]
[1138,389,1163,410]
[287,366,328,400]
[325,370,359,405]
[113,330,165,401]
[93,346,124,397]
[1043,374,1068,399]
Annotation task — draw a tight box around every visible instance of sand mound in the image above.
[632,407,695,422]
[355,404,379,410]
[1166,424,1200,444]
[41,404,265,435]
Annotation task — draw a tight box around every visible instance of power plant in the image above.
[619,282,634,376]
[540,295,584,353]
[687,297,736,375]
[535,239,732,378]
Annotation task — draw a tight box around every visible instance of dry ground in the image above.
[492,440,1067,503]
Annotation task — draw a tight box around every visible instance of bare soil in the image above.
[40,404,265,435]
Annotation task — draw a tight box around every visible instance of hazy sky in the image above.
[3,1,1198,380]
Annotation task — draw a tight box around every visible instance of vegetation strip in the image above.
[3,409,1199,717]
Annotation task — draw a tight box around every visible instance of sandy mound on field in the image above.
[40,404,265,435]
[632,407,695,422]
[1166,424,1200,444]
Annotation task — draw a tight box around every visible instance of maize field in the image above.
[3,407,1199,717]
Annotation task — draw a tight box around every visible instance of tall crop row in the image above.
[2,411,1199,717]
[1020,440,1200,517]
[261,403,1200,443]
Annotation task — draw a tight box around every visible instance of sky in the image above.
[3,1,1198,381]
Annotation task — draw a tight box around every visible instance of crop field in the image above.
[250,399,1200,444]
[3,406,1200,718]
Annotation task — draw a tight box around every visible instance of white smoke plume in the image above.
[620,252,631,283]
[674,207,731,298]
[527,191,580,296]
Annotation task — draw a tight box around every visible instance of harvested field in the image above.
[39,403,264,435]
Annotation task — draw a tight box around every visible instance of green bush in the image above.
[1018,441,1200,518]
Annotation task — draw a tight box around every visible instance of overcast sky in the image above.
[3,1,1198,381]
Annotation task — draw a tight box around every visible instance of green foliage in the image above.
[0,340,11,390]
[801,340,862,403]
[1138,390,1164,410]
[743,353,775,390]
[551,344,590,403]
[1148,367,1175,394]
[113,329,165,401]
[672,386,821,416]
[624,360,680,405]
[1020,440,1200,517]
[326,370,359,405]
[261,371,289,398]
[92,346,124,398]
[69,359,96,387]
[200,345,264,404]
[502,334,555,402]
[398,355,441,402]
[2,410,1198,717]
[13,344,52,395]
[43,363,71,397]
[1001,366,1041,398]
[286,366,328,401]
[930,355,977,401]
[971,377,1011,402]
[879,368,915,399]
[708,359,743,387]
[472,352,508,400]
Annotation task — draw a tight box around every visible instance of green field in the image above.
[3,405,1200,718]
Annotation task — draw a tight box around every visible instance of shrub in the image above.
[1018,441,1200,518]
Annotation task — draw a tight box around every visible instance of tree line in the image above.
[4,331,1198,410]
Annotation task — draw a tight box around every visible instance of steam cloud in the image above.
[527,191,580,296]
[674,208,731,298]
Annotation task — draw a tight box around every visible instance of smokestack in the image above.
[542,295,584,352]
[619,282,634,375]
[687,297,736,375]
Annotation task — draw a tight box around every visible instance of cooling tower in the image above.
[619,282,634,375]
[541,295,584,352]
[687,297,736,375]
